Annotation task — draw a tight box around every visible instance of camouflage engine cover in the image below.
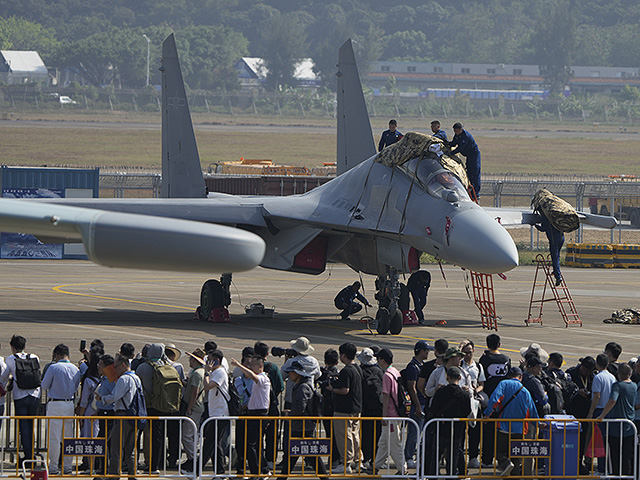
[531,188,580,233]
[376,132,469,187]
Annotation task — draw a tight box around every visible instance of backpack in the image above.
[394,369,412,417]
[149,362,182,413]
[308,387,324,417]
[124,375,148,430]
[540,372,564,414]
[223,379,241,416]
[14,354,41,390]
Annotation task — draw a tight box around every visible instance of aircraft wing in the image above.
[0,198,265,273]
[483,206,618,229]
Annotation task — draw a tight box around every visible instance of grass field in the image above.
[1,111,640,174]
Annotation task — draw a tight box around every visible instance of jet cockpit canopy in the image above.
[376,131,470,203]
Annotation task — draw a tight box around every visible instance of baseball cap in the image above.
[508,366,523,377]
[375,348,393,364]
[414,340,434,353]
[526,356,546,368]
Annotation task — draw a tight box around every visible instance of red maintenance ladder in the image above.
[525,254,582,327]
[470,271,499,330]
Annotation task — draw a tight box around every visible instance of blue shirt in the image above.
[95,375,117,411]
[102,371,141,411]
[432,129,448,141]
[536,213,564,246]
[41,359,82,400]
[485,378,538,434]
[606,380,637,436]
[450,129,479,157]
[378,129,403,151]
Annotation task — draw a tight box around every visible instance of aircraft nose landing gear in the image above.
[374,268,403,335]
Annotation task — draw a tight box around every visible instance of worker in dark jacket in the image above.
[534,210,565,286]
[334,281,372,320]
[407,270,431,325]
[378,119,403,151]
[449,122,481,196]
[430,120,447,141]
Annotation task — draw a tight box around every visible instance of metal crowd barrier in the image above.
[421,417,638,479]
[198,415,421,479]
[0,415,197,479]
[1,413,635,479]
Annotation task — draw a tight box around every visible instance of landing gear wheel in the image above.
[200,279,224,321]
[376,308,390,335]
[389,310,403,334]
[630,210,639,228]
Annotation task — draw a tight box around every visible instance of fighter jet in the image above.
[0,34,615,334]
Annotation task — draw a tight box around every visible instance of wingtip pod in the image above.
[84,212,265,273]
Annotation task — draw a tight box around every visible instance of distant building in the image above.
[234,57,320,89]
[367,61,640,95]
[0,50,49,85]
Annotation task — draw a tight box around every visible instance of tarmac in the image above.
[0,260,638,369]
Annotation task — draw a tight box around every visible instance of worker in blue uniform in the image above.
[430,120,447,142]
[334,281,372,320]
[378,119,403,151]
[407,270,431,325]
[449,122,481,196]
[535,211,565,286]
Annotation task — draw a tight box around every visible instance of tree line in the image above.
[1,0,640,94]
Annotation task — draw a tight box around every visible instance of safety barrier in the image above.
[421,416,637,479]
[2,413,635,479]
[0,415,197,478]
[197,415,421,479]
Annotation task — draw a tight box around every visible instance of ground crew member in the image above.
[334,281,372,320]
[534,210,564,286]
[378,119,403,151]
[449,122,481,196]
[407,270,431,324]
[430,120,447,141]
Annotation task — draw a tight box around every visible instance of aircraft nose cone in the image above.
[444,208,518,273]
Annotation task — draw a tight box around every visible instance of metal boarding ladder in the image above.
[525,253,582,327]
[470,271,499,330]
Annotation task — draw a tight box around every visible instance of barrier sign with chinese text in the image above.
[510,439,551,457]
[289,438,331,456]
[63,439,106,456]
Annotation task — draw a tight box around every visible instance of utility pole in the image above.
[142,34,150,86]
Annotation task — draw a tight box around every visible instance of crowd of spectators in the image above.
[0,334,635,478]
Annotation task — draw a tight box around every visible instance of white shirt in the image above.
[208,367,229,417]
[0,352,41,400]
[462,359,486,389]
[425,364,472,401]
[247,372,270,411]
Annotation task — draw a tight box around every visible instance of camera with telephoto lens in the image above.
[271,346,297,357]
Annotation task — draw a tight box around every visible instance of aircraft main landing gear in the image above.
[198,273,232,321]
[374,268,403,335]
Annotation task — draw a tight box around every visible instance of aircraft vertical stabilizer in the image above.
[336,39,376,176]
[160,34,206,198]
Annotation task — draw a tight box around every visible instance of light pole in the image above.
[142,34,150,87]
